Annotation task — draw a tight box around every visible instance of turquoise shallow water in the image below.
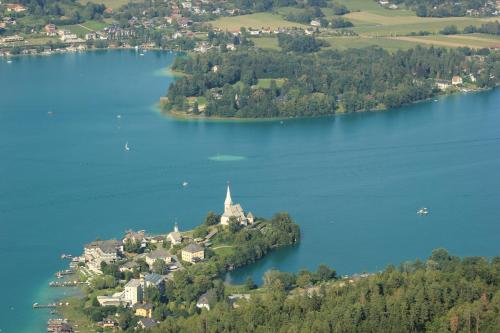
[1,51,500,332]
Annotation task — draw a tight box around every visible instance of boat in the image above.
[116,114,122,119]
[417,207,429,216]
[434,99,438,102]
[124,142,130,151]
[182,181,188,187]
[139,53,144,56]
[7,60,12,64]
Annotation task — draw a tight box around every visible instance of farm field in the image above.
[394,33,500,49]
[320,36,420,51]
[211,13,307,32]
[78,0,142,9]
[352,16,498,36]
[250,37,280,50]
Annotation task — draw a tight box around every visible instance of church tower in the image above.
[224,185,232,212]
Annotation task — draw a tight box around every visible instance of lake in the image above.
[0,50,499,332]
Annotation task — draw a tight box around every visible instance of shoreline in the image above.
[160,86,496,123]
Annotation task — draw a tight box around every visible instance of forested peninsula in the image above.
[149,249,500,333]
[162,45,500,119]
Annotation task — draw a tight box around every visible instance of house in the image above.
[119,260,139,272]
[452,75,463,85]
[123,229,148,248]
[220,185,254,226]
[181,243,205,263]
[226,43,236,51]
[45,24,57,36]
[310,20,321,27]
[137,318,157,330]
[196,292,211,310]
[167,223,182,245]
[124,279,143,305]
[228,294,250,308]
[96,292,126,307]
[98,317,118,329]
[85,32,98,40]
[145,248,172,266]
[5,3,27,12]
[435,79,451,91]
[84,240,122,273]
[2,35,24,42]
[142,273,165,290]
[134,303,153,318]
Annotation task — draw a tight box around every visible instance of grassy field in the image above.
[62,20,109,36]
[255,78,286,88]
[211,13,307,32]
[335,0,413,16]
[78,0,141,9]
[320,36,420,51]
[352,16,498,36]
[394,33,500,49]
[250,37,280,50]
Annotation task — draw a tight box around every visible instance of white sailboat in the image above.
[124,142,130,151]
[182,181,189,187]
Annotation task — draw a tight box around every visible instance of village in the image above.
[38,185,288,332]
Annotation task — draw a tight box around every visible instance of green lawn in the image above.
[78,0,142,10]
[211,13,306,32]
[61,21,108,36]
[250,37,280,50]
[335,0,414,16]
[254,78,286,89]
[320,36,420,51]
[394,33,500,49]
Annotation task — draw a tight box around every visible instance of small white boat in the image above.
[182,181,188,187]
[434,99,438,102]
[47,111,53,115]
[417,207,429,216]
[116,114,122,119]
[124,142,130,151]
[139,53,144,56]
[7,60,12,64]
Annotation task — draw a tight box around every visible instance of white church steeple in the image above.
[224,185,232,211]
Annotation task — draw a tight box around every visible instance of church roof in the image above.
[223,204,245,218]
[167,231,182,242]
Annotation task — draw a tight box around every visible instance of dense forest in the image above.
[147,249,500,333]
[164,45,499,118]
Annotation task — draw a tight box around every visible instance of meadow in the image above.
[210,12,307,32]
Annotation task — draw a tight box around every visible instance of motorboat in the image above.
[417,207,429,216]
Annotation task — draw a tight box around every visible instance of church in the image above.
[220,185,254,226]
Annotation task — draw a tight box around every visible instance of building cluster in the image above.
[78,185,256,328]
[466,1,500,16]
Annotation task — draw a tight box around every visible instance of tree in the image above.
[228,216,241,234]
[246,276,257,290]
[315,264,336,281]
[153,259,168,274]
[204,211,220,226]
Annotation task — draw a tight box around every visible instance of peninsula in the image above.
[47,186,300,331]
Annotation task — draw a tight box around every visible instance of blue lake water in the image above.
[1,50,499,332]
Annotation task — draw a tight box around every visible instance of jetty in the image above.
[55,269,75,278]
[33,302,70,309]
[49,280,83,287]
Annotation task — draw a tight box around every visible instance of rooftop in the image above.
[183,243,204,253]
[125,279,142,288]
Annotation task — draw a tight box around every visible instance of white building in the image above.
[167,223,182,245]
[220,186,254,226]
[124,279,143,306]
[84,240,122,273]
